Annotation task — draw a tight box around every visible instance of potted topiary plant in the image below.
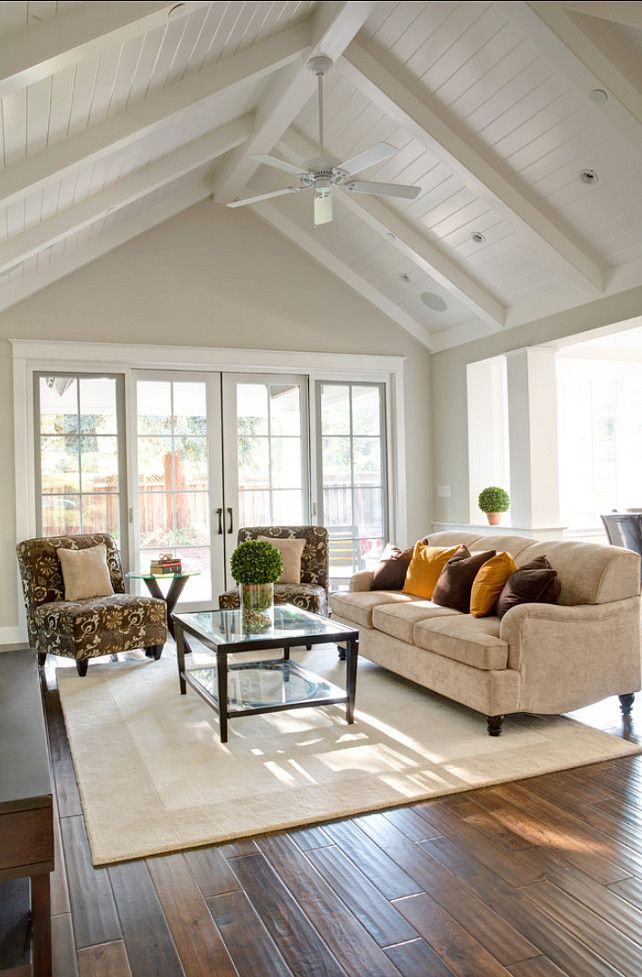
[230,539,284,631]
[478,486,510,526]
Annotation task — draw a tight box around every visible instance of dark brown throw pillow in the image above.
[496,556,561,619]
[370,545,414,590]
[432,547,496,613]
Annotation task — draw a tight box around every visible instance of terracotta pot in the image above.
[486,512,501,526]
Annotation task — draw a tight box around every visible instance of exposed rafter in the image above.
[0,117,252,276]
[278,131,505,332]
[0,181,213,315]
[250,199,434,350]
[556,1,642,30]
[341,39,605,295]
[504,2,642,155]
[0,1,211,98]
[213,2,377,205]
[0,19,309,211]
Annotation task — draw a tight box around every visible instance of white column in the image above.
[505,346,562,535]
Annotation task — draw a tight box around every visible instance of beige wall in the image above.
[0,201,433,635]
[431,283,642,525]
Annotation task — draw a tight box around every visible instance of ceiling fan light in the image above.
[314,194,333,226]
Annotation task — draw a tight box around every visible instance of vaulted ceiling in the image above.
[1,1,642,351]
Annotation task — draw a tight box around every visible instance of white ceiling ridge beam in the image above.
[278,130,505,332]
[213,1,378,204]
[555,2,642,30]
[341,38,605,296]
[0,179,212,315]
[504,2,642,154]
[0,19,310,211]
[0,115,252,276]
[250,199,434,350]
[0,2,212,98]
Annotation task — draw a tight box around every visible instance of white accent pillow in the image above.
[258,536,306,585]
[57,544,114,601]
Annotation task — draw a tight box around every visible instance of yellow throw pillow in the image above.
[470,551,518,617]
[403,542,461,600]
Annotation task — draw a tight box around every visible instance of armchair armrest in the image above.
[499,596,641,713]
[349,570,375,592]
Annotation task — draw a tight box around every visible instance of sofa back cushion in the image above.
[516,540,640,605]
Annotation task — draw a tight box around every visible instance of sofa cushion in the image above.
[330,590,417,628]
[372,600,461,643]
[413,615,508,670]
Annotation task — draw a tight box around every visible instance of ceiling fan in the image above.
[226,56,421,226]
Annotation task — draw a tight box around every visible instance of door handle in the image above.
[215,507,223,535]
[227,507,233,534]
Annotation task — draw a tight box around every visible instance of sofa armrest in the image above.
[500,596,641,713]
[349,570,375,592]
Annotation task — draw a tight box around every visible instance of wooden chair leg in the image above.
[76,659,89,677]
[620,693,635,716]
[37,652,47,668]
[153,645,163,661]
[337,646,347,661]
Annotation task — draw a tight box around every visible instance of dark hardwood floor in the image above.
[2,653,642,977]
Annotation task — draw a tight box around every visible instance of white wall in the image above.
[431,284,642,525]
[0,201,433,637]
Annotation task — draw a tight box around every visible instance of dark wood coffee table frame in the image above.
[174,612,359,744]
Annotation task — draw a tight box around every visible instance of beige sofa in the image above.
[330,531,642,735]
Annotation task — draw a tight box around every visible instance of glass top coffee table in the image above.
[173,605,359,743]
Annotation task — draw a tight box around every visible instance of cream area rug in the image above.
[57,645,640,865]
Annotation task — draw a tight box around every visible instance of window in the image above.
[135,378,212,600]
[36,374,125,542]
[317,382,387,586]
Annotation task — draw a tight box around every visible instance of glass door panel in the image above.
[36,374,125,545]
[222,375,309,581]
[134,375,223,605]
[317,381,387,588]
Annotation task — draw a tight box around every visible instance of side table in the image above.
[127,570,200,654]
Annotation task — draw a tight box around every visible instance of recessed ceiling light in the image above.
[471,231,485,244]
[399,272,411,283]
[590,88,608,104]
[580,169,599,185]
[421,292,448,311]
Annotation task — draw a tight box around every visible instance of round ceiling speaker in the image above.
[421,292,448,311]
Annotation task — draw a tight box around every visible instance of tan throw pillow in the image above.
[257,536,306,585]
[57,544,114,601]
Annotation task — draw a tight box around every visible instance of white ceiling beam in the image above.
[0,2,211,98]
[213,2,377,204]
[0,180,212,315]
[504,2,642,154]
[0,19,310,211]
[342,39,605,295]
[251,199,434,350]
[0,116,252,275]
[555,2,642,30]
[279,130,505,331]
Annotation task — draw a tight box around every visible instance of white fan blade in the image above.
[314,194,333,226]
[227,186,302,208]
[338,142,397,176]
[342,179,421,200]
[251,154,307,177]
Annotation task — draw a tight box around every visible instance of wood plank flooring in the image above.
[1,658,642,977]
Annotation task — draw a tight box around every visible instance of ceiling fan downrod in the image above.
[307,56,333,157]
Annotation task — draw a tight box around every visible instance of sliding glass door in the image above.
[133,373,224,604]
[222,375,309,567]
[316,381,387,587]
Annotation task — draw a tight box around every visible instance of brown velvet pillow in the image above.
[496,556,561,619]
[432,547,496,613]
[370,544,414,590]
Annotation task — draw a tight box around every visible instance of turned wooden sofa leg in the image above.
[487,715,504,737]
[37,652,47,668]
[76,659,89,677]
[619,693,635,716]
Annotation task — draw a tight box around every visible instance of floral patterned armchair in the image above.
[16,533,167,676]
[219,526,329,615]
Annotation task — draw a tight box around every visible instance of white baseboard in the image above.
[0,625,27,648]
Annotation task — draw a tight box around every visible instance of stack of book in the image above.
[150,553,182,575]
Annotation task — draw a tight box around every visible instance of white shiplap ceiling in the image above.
[1,1,642,351]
